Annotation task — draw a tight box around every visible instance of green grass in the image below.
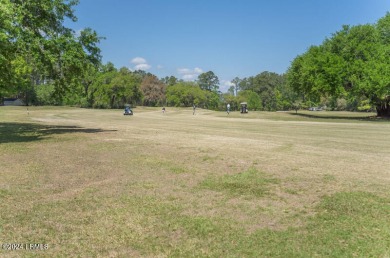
[1,106,390,257]
[200,167,280,197]
[308,192,390,256]
[2,188,389,256]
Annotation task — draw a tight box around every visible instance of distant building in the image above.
[308,107,323,111]
[2,98,24,106]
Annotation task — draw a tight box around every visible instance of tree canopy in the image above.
[287,13,390,116]
[0,0,102,103]
[141,74,166,106]
[197,71,220,92]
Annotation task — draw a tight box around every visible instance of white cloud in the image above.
[222,80,234,87]
[194,67,203,74]
[131,57,151,70]
[157,65,164,69]
[220,80,235,93]
[177,67,203,81]
[131,57,147,65]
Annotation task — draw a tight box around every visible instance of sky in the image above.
[68,0,390,91]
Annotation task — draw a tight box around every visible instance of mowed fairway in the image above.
[1,106,390,257]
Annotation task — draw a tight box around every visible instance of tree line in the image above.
[30,64,296,112]
[2,0,389,116]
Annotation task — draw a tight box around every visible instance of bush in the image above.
[35,84,60,105]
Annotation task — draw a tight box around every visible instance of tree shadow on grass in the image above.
[289,112,390,122]
[0,122,117,144]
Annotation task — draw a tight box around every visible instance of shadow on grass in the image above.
[0,122,117,144]
[289,112,390,122]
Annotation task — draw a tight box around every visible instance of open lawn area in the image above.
[1,106,390,257]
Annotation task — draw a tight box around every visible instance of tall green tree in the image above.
[231,77,241,96]
[287,13,390,116]
[0,1,15,97]
[198,71,219,92]
[238,90,262,111]
[161,76,178,86]
[90,63,118,108]
[238,72,287,111]
[227,85,235,96]
[1,0,102,104]
[166,82,206,107]
[108,67,142,108]
[252,72,284,111]
[89,65,142,108]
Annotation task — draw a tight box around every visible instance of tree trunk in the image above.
[376,104,390,117]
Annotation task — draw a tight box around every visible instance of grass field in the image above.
[1,106,390,257]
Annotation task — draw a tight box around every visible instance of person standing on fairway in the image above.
[193,104,196,115]
[227,103,230,114]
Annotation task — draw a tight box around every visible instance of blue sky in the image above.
[69,0,390,91]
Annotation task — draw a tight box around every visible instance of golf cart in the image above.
[123,105,133,115]
[240,102,248,113]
